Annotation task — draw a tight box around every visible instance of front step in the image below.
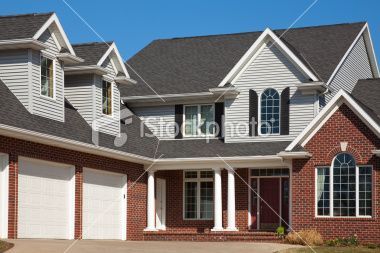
[143,231,283,242]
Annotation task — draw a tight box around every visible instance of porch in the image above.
[143,163,292,241]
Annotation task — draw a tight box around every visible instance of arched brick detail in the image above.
[325,145,362,164]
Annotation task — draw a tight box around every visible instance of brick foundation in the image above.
[292,104,380,243]
[0,135,146,240]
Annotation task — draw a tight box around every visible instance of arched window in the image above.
[333,153,356,216]
[316,152,373,217]
[260,88,280,135]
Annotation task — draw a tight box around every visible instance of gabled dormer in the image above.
[0,13,82,122]
[65,42,135,136]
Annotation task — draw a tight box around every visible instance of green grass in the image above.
[0,240,13,253]
[279,246,380,253]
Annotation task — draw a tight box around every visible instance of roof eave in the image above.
[277,151,312,159]
[57,53,84,64]
[114,76,137,85]
[372,150,380,157]
[0,39,48,51]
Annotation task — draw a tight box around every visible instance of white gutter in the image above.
[0,123,153,165]
[64,65,108,75]
[277,151,312,159]
[57,53,84,64]
[122,92,214,102]
[114,76,137,85]
[372,150,380,157]
[0,39,48,51]
[154,155,282,164]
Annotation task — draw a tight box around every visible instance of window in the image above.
[184,105,214,137]
[102,80,112,115]
[260,88,280,135]
[40,56,54,98]
[316,153,372,217]
[184,171,214,219]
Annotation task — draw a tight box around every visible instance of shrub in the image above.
[276,226,285,236]
[285,230,323,246]
[325,235,359,247]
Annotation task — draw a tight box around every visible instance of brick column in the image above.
[74,166,83,239]
[8,153,18,239]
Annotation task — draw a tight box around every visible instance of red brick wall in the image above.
[292,104,380,243]
[154,168,249,234]
[0,135,147,240]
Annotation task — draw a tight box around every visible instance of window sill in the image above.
[39,94,57,102]
[314,216,373,221]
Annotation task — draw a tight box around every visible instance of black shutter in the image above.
[280,87,290,135]
[249,89,258,136]
[175,104,183,139]
[214,102,224,138]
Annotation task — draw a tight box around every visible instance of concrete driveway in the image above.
[5,240,302,253]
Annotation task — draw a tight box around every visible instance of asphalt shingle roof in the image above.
[121,22,365,97]
[0,80,159,159]
[0,12,52,40]
[156,139,291,159]
[352,78,380,125]
[70,42,112,66]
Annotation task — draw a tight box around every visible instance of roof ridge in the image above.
[0,12,54,19]
[157,21,366,41]
[72,41,114,47]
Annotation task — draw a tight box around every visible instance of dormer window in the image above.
[40,56,55,98]
[260,88,280,135]
[102,80,112,115]
[184,104,215,137]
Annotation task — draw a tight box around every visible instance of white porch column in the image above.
[145,170,157,231]
[226,168,238,231]
[211,168,223,231]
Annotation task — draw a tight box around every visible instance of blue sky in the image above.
[2,0,380,60]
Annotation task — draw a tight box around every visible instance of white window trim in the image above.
[258,88,281,136]
[39,54,56,100]
[102,79,114,118]
[315,163,373,219]
[183,170,214,221]
[183,104,215,138]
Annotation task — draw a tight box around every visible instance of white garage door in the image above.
[83,168,126,240]
[18,158,75,239]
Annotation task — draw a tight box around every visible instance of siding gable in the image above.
[225,42,315,142]
[323,35,373,106]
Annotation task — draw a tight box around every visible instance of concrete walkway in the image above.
[6,240,303,253]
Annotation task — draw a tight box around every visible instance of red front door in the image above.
[259,178,280,230]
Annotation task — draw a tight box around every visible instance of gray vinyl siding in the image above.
[31,29,65,122]
[132,106,176,139]
[94,57,120,136]
[65,74,95,124]
[225,42,315,143]
[323,35,373,105]
[0,49,29,109]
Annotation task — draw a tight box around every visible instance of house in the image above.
[0,12,379,243]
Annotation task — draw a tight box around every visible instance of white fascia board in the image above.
[122,92,214,102]
[0,39,48,50]
[372,150,380,157]
[217,28,318,87]
[33,13,76,56]
[57,53,84,64]
[0,123,152,165]
[286,89,380,151]
[363,23,379,78]
[97,42,130,78]
[277,151,312,159]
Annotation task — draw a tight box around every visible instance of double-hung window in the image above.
[184,105,214,137]
[184,171,214,220]
[102,80,112,115]
[40,56,55,98]
[316,153,372,217]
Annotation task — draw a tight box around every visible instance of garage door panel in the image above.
[18,158,74,239]
[83,169,126,240]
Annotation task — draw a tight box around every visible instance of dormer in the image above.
[65,42,135,136]
[0,13,82,122]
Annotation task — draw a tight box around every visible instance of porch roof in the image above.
[155,139,292,159]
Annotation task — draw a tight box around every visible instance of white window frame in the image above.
[258,88,281,136]
[183,104,215,138]
[102,79,113,117]
[39,54,56,100]
[315,159,373,218]
[183,170,214,220]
